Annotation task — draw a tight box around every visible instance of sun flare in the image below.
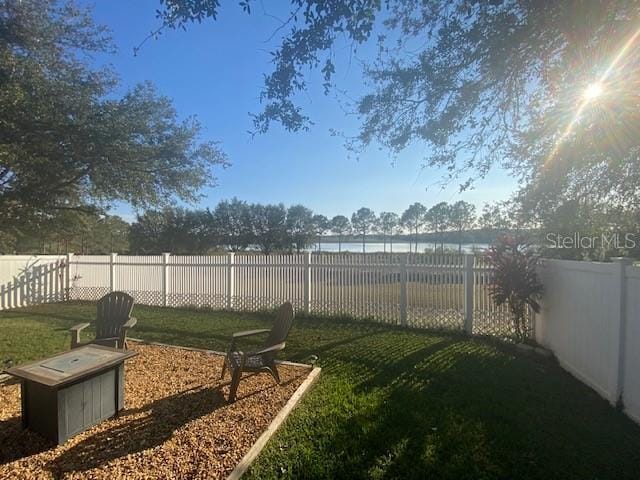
[583,82,604,101]
[545,25,640,166]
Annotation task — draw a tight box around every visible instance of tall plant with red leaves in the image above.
[486,235,543,342]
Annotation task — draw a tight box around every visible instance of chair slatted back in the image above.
[96,291,135,340]
[263,302,294,361]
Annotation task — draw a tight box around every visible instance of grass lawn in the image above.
[2,302,640,479]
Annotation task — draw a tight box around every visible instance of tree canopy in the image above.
[351,207,376,252]
[0,0,227,249]
[401,202,427,252]
[449,201,477,253]
[286,205,316,252]
[154,0,640,214]
[252,203,288,254]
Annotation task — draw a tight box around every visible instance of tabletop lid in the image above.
[5,344,136,387]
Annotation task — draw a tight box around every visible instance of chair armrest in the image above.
[123,317,137,329]
[70,323,90,349]
[70,322,91,332]
[118,317,137,349]
[232,329,270,338]
[228,329,270,354]
[247,342,286,357]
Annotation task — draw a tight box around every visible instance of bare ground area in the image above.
[0,342,310,479]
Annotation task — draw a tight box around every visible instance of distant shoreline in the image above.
[314,241,488,254]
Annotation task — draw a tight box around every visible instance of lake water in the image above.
[313,241,488,254]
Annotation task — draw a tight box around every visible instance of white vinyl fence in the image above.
[536,258,640,424]
[53,253,520,338]
[3,253,639,422]
[0,255,67,309]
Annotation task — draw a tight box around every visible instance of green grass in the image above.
[2,302,640,479]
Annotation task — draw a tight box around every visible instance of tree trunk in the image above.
[362,232,366,253]
[458,228,462,254]
[338,235,342,253]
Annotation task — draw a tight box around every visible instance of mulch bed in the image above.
[0,343,310,479]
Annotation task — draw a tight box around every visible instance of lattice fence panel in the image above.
[70,286,110,301]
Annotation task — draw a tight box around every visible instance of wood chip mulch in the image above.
[0,343,310,479]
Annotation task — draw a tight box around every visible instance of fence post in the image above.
[612,257,631,405]
[162,253,170,307]
[9,281,14,309]
[304,251,312,313]
[65,253,73,301]
[399,254,408,326]
[463,254,474,335]
[109,253,117,292]
[22,265,31,305]
[19,271,25,308]
[227,252,235,310]
[31,266,38,305]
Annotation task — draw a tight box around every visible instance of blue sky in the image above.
[83,0,519,221]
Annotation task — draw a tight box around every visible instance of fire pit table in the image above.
[5,344,137,444]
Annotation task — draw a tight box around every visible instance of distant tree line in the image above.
[0,212,130,255]
[9,196,638,261]
[3,197,528,255]
[129,200,327,255]
[127,199,512,255]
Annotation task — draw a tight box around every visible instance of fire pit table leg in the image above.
[20,380,28,429]
[113,363,125,416]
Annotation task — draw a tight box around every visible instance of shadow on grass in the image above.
[285,330,390,364]
[317,342,512,479]
[249,332,640,480]
[0,307,90,325]
[134,313,398,362]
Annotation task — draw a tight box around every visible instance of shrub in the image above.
[486,235,543,342]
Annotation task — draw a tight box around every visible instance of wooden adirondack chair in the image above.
[221,302,294,402]
[69,291,137,349]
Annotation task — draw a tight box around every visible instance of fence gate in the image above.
[0,256,67,310]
